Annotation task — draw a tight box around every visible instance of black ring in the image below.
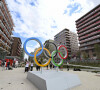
[44,41,58,58]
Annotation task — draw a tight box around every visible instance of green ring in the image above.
[51,50,63,67]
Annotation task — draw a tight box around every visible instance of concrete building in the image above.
[10,37,22,58]
[54,28,79,57]
[69,31,79,54]
[0,0,14,59]
[76,4,100,58]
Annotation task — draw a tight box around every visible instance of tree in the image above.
[76,50,81,59]
[94,44,100,59]
[28,52,34,62]
[82,51,88,59]
[20,48,25,61]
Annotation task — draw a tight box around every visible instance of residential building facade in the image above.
[10,37,22,58]
[0,0,14,59]
[76,4,100,58]
[54,28,79,57]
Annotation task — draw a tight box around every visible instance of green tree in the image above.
[94,44,100,59]
[20,48,25,61]
[82,51,88,59]
[76,50,81,59]
[28,52,34,62]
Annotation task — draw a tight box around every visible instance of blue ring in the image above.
[23,37,43,57]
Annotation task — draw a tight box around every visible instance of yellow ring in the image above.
[34,47,51,67]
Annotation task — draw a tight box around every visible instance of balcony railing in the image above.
[0,9,12,34]
[80,46,94,51]
[77,16,100,31]
[80,40,100,47]
[77,12,100,28]
[80,35,100,44]
[0,39,10,49]
[78,20,100,34]
[79,30,100,40]
[0,1,13,31]
[78,25,100,37]
[0,19,11,38]
[0,28,12,44]
[0,46,10,53]
[76,7,100,24]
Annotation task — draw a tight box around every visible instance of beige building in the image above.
[54,28,79,57]
[69,31,79,54]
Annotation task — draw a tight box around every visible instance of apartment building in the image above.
[10,37,22,58]
[0,0,14,59]
[54,28,79,57]
[76,4,100,58]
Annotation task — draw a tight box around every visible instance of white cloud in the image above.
[7,0,99,39]
[6,0,100,59]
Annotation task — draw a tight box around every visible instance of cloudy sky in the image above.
[7,0,100,58]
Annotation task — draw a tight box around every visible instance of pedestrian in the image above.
[38,61,41,71]
[7,60,10,70]
[67,62,69,71]
[50,63,52,69]
[24,61,29,72]
[2,60,5,71]
[30,62,33,71]
[46,65,48,70]
[13,61,15,68]
[36,64,38,71]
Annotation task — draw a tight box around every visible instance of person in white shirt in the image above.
[30,62,33,71]
[25,61,29,72]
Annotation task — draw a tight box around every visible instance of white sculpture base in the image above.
[27,70,81,90]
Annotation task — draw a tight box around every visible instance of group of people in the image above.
[25,61,34,72]
[1,60,18,71]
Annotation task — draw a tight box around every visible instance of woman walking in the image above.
[30,62,33,71]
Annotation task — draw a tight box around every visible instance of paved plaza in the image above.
[0,67,100,90]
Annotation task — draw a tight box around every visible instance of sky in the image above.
[6,0,100,59]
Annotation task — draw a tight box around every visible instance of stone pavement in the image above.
[0,67,100,90]
[0,67,38,90]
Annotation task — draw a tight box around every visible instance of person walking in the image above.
[30,62,33,71]
[38,61,41,71]
[50,63,52,69]
[2,60,5,71]
[25,61,29,72]
[67,62,69,71]
[7,60,10,70]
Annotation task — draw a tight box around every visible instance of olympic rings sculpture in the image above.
[24,37,68,67]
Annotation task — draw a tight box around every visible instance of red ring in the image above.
[58,45,68,59]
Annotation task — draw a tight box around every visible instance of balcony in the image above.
[76,7,100,24]
[0,20,11,38]
[78,25,100,37]
[0,45,10,54]
[79,30,100,40]
[77,12,100,28]
[80,39,100,47]
[78,20,100,34]
[77,16,100,31]
[0,28,12,44]
[80,46,94,51]
[80,35,100,44]
[0,1,13,31]
[0,39,11,49]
